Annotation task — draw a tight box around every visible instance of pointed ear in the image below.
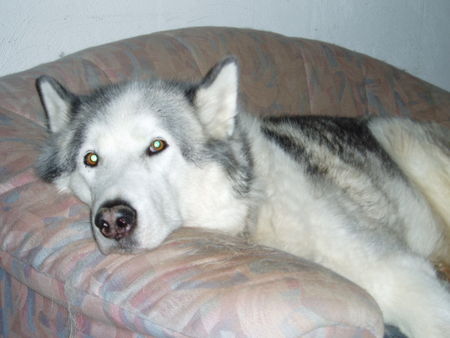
[194,57,239,139]
[36,76,75,133]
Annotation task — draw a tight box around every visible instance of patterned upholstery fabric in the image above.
[1,27,449,337]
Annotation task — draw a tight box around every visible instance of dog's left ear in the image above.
[36,76,76,134]
[193,57,239,139]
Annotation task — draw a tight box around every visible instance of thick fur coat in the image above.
[36,58,450,337]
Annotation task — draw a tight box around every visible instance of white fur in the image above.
[179,162,249,235]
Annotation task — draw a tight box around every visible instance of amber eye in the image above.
[148,138,168,155]
[84,152,99,167]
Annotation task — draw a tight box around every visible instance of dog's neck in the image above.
[238,113,299,239]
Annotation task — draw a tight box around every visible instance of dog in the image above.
[36,57,450,337]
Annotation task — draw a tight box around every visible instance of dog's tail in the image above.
[369,117,450,268]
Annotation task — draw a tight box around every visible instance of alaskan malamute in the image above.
[36,57,450,337]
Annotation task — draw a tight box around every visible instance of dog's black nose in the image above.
[94,200,137,240]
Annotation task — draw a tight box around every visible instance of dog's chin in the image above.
[95,238,161,255]
[92,229,162,255]
[97,243,148,255]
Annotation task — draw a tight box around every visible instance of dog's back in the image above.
[251,114,450,337]
[259,115,450,267]
[259,116,449,259]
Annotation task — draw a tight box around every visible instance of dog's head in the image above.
[36,58,253,254]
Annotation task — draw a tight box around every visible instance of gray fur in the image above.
[261,115,399,176]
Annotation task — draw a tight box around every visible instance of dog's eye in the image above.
[148,138,168,155]
[84,152,99,167]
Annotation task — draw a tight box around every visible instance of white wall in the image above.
[1,0,449,90]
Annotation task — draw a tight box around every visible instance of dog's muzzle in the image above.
[94,199,137,241]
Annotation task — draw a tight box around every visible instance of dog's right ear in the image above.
[36,76,75,133]
[192,57,239,139]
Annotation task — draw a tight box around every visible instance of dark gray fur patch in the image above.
[36,135,67,182]
[200,116,254,197]
[384,324,408,338]
[36,101,82,182]
[261,115,399,177]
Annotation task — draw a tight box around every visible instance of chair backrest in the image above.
[1,27,449,129]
